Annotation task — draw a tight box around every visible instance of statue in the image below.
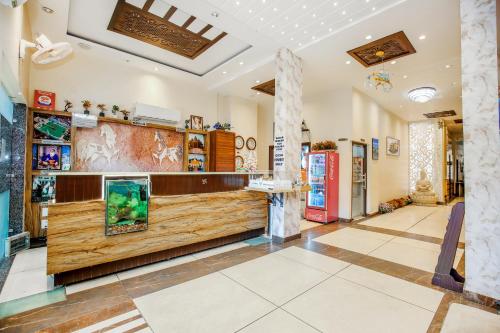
[411,169,437,205]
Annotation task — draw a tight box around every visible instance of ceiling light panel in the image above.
[207,0,403,47]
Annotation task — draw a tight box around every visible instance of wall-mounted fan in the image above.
[20,34,73,65]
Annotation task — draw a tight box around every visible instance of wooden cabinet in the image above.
[209,130,235,172]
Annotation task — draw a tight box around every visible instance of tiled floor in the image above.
[1,201,498,333]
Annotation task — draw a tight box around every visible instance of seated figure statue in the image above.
[411,169,438,205]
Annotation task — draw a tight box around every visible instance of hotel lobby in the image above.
[0,0,499,332]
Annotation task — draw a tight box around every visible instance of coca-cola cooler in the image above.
[305,151,339,223]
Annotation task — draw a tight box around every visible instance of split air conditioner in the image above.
[133,103,181,125]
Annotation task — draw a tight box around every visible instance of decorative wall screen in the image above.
[409,120,444,201]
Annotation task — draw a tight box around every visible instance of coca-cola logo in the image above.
[329,154,335,180]
[38,95,52,106]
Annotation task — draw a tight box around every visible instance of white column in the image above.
[460,0,500,300]
[271,48,303,241]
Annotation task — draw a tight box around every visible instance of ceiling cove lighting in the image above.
[419,35,426,40]
[408,87,437,103]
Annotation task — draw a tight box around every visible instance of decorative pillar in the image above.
[271,48,303,242]
[460,0,500,301]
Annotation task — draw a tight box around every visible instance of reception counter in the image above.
[46,172,267,285]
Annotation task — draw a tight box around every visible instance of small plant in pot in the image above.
[97,104,107,117]
[184,119,190,129]
[203,124,210,131]
[213,122,232,131]
[120,109,131,121]
[82,100,92,115]
[64,99,73,112]
[111,105,119,118]
[312,140,338,151]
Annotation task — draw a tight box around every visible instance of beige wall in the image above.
[352,89,409,214]
[257,97,274,171]
[0,4,31,101]
[256,87,409,219]
[29,51,220,126]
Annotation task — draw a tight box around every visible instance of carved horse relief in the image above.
[152,130,182,167]
[76,124,120,166]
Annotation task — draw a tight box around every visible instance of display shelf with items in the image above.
[183,129,210,172]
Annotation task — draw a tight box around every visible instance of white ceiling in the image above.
[27,0,464,122]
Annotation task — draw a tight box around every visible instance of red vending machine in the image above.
[305,151,340,223]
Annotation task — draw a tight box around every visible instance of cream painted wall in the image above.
[29,51,220,126]
[257,87,409,219]
[352,89,409,214]
[257,97,274,171]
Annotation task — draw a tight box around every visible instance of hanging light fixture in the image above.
[365,51,393,92]
[408,87,437,103]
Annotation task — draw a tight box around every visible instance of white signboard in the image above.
[72,113,97,128]
[274,136,285,170]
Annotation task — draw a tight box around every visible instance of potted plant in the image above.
[120,109,131,121]
[312,140,338,151]
[64,99,73,112]
[111,105,119,118]
[97,104,107,117]
[213,122,232,131]
[184,119,190,129]
[203,124,210,131]
[82,100,92,115]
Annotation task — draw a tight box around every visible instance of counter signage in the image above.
[274,136,285,170]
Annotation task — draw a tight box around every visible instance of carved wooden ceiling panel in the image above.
[108,0,227,59]
[423,110,457,118]
[251,79,275,96]
[347,31,416,67]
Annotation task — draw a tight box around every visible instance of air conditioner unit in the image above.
[5,232,30,256]
[133,103,181,125]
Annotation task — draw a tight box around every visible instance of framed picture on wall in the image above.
[372,138,379,160]
[190,115,203,130]
[386,136,400,156]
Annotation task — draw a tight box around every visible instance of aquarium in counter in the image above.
[105,177,149,236]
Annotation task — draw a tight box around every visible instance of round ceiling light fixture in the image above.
[408,87,437,103]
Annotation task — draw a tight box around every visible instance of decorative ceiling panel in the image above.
[347,31,416,67]
[109,0,227,59]
[423,110,457,118]
[251,79,275,96]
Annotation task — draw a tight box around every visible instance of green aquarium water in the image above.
[105,178,149,235]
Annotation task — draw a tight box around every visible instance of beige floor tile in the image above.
[222,253,329,306]
[407,206,465,242]
[134,272,275,333]
[283,277,435,333]
[9,247,46,274]
[0,267,53,303]
[275,246,351,275]
[369,236,463,273]
[441,303,500,333]
[191,241,249,259]
[359,205,436,231]
[313,227,394,254]
[117,255,197,281]
[300,219,320,231]
[239,309,320,333]
[65,274,119,295]
[337,265,444,312]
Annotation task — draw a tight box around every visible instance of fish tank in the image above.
[105,177,149,236]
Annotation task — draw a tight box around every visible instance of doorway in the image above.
[351,142,367,219]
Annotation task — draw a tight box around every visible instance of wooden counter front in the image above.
[47,190,267,283]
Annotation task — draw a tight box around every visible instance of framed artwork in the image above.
[33,112,71,142]
[235,135,244,149]
[190,115,203,130]
[235,155,244,170]
[31,176,56,202]
[372,138,379,160]
[188,154,205,172]
[105,178,149,236]
[33,90,56,111]
[188,133,205,154]
[61,145,71,170]
[246,137,257,150]
[386,136,400,156]
[36,144,62,170]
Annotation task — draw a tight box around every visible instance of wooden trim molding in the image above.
[252,79,275,96]
[272,233,301,244]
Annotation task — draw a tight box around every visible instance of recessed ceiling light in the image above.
[257,92,261,95]
[419,34,426,40]
[273,7,278,11]
[372,7,376,11]
[281,31,285,35]
[284,16,289,20]
[312,13,317,18]
[408,87,437,103]
[42,6,54,14]
[298,42,302,46]
[271,24,275,28]
[333,2,338,6]
[222,71,227,74]
[290,37,294,41]
[239,61,244,65]
[304,30,308,34]
[320,21,325,25]
[260,17,264,21]
[329,27,333,32]
[294,23,299,28]
[154,67,159,71]
[261,0,266,3]
[78,42,91,50]
[302,4,307,9]
[256,80,261,83]
[365,35,372,40]
[366,0,370,2]
[390,60,397,64]
[342,10,346,15]
[445,64,451,68]
[345,60,351,64]
[349,18,353,22]
[403,75,408,79]
[211,12,219,17]
[248,9,253,13]
[235,1,240,5]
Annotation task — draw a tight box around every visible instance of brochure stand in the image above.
[432,202,465,292]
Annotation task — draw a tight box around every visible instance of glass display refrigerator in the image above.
[305,151,339,223]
